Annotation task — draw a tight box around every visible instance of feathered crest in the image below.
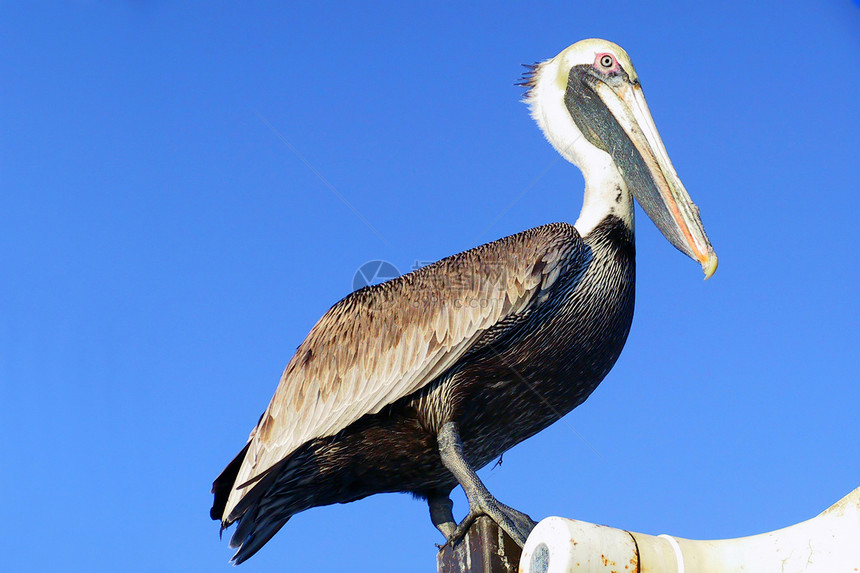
[516,62,540,96]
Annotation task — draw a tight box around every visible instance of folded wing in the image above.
[218,223,585,523]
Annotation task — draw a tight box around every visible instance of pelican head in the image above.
[524,39,718,279]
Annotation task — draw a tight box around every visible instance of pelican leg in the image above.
[428,494,456,538]
[437,421,537,547]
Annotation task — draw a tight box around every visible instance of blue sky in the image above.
[1,2,858,571]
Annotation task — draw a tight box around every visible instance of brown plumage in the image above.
[212,218,635,563]
[211,38,717,564]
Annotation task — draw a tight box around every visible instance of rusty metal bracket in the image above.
[437,516,523,573]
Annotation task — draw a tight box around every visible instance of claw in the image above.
[442,503,535,548]
[445,513,475,546]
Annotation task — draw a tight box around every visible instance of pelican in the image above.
[211,38,717,564]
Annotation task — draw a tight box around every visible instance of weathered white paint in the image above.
[520,486,860,573]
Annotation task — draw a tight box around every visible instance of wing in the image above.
[220,223,585,521]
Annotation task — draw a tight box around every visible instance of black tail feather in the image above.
[210,442,251,522]
[230,513,290,565]
[213,439,322,563]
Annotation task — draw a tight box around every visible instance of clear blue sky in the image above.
[2,2,858,571]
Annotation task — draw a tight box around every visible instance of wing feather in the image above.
[221,223,583,521]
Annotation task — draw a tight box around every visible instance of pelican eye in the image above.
[600,55,614,68]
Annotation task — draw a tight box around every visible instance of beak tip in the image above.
[701,251,718,280]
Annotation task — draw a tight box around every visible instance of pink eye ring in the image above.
[596,53,616,70]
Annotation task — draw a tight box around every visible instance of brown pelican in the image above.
[210,38,717,564]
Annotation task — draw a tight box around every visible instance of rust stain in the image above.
[601,554,610,566]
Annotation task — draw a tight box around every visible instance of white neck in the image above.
[574,157,634,237]
[525,57,634,237]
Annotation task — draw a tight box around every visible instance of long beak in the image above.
[588,79,718,279]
